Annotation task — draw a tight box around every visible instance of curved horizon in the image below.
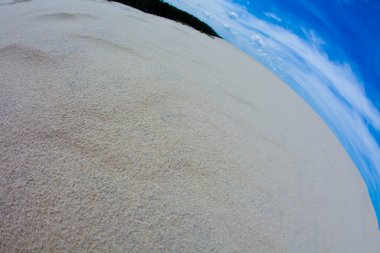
[163,0,380,227]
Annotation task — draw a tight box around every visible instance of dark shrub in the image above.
[109,0,221,38]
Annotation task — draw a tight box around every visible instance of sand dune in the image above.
[0,0,379,252]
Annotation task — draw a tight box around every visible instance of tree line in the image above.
[109,0,221,38]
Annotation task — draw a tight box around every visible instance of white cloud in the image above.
[250,34,265,47]
[264,12,282,22]
[228,11,238,19]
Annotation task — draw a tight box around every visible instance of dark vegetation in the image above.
[109,0,221,38]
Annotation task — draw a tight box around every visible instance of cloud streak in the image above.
[165,0,380,226]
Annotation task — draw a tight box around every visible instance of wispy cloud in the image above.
[164,0,380,222]
[264,12,282,22]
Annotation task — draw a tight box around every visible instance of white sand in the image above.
[0,0,379,251]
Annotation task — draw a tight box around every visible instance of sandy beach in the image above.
[0,0,379,251]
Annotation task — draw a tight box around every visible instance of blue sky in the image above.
[163,0,380,227]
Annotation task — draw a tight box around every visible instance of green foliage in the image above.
[109,0,221,38]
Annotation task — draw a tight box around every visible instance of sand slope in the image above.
[0,0,379,252]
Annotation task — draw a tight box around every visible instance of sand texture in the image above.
[0,0,379,252]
